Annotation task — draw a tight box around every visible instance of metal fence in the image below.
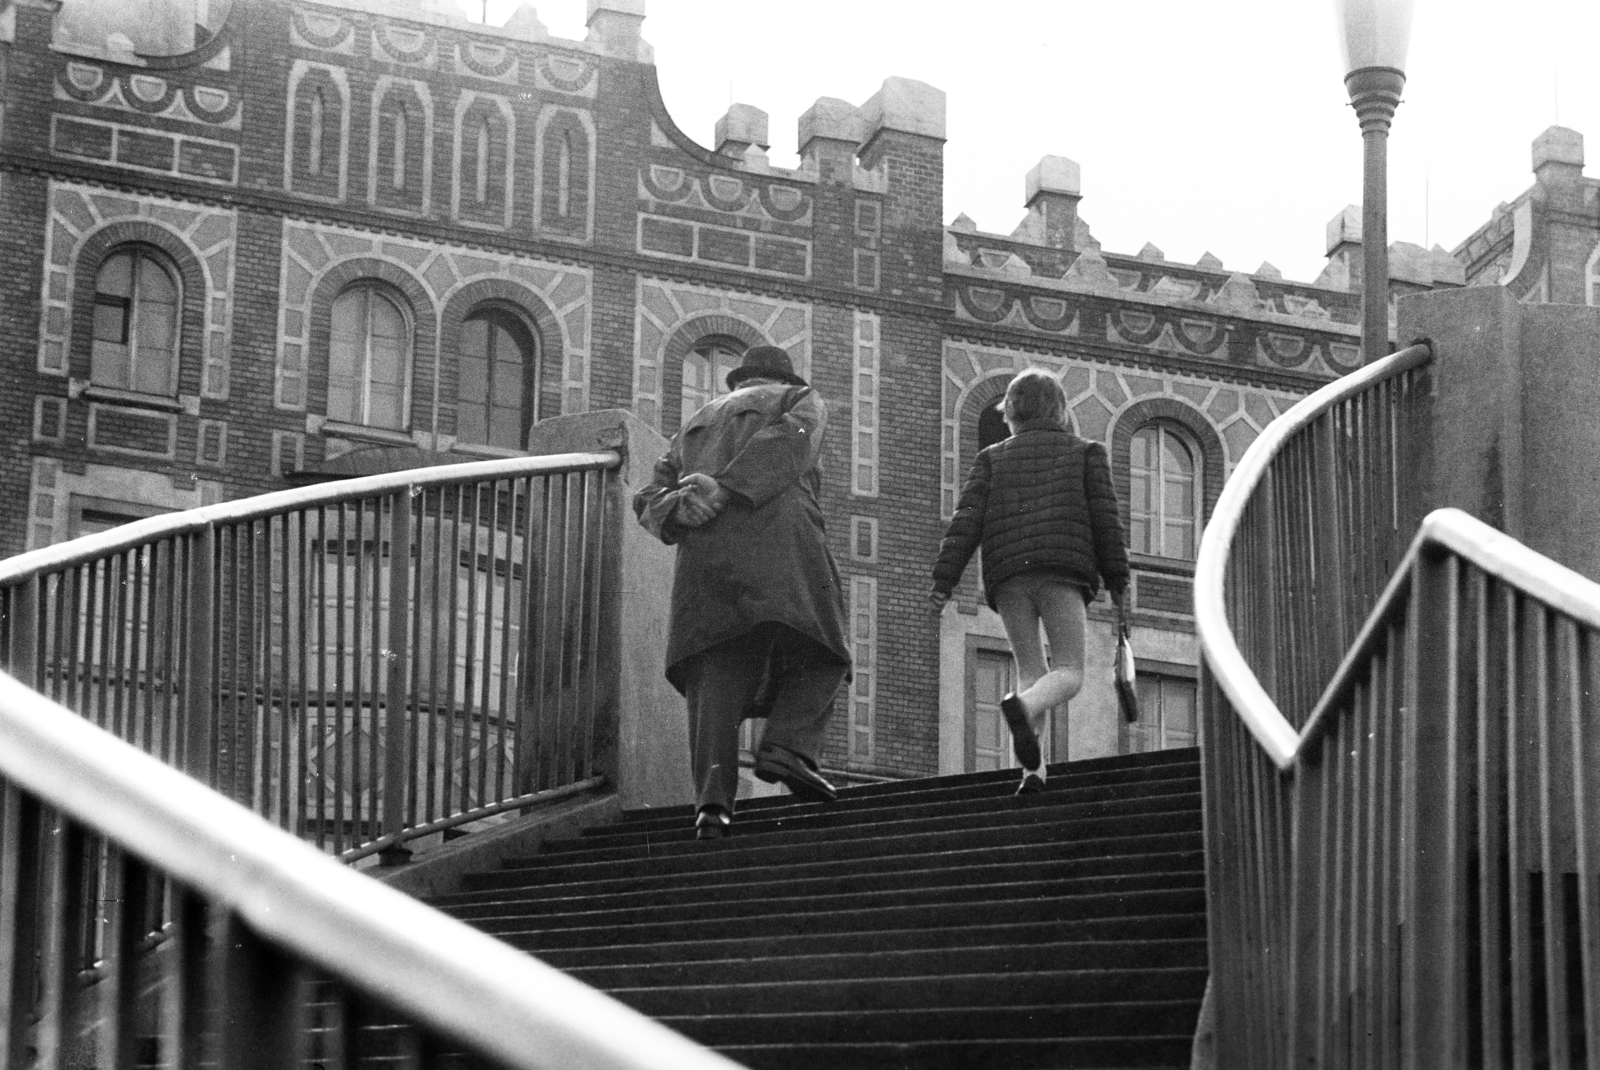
[0,669,743,1070]
[0,453,619,861]
[1195,339,1600,1066]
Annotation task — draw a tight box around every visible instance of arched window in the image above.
[1128,422,1201,559]
[91,248,180,396]
[329,284,411,429]
[680,338,744,428]
[977,396,1009,450]
[457,306,538,450]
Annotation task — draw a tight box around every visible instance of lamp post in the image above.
[1337,0,1415,364]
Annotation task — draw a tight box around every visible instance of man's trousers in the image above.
[678,622,848,814]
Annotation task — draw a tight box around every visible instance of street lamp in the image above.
[1336,0,1415,364]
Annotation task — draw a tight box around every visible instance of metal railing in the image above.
[1196,340,1600,1065]
[0,668,743,1070]
[0,453,619,861]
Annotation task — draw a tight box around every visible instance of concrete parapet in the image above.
[859,76,946,145]
[524,409,690,810]
[1398,285,1600,582]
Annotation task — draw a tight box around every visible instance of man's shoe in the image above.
[695,805,731,840]
[1000,693,1041,771]
[753,748,838,804]
[1016,772,1046,796]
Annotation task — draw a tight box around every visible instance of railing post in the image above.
[1287,747,1329,1070]
[6,578,40,689]
[1314,417,1352,668]
[0,784,42,1070]
[379,490,413,866]
[183,528,216,787]
[1401,548,1466,1069]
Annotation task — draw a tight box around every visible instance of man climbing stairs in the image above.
[428,747,1207,1070]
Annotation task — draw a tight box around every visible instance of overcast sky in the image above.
[459,0,1600,287]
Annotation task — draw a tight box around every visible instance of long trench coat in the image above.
[633,382,850,694]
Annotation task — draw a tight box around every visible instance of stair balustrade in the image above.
[0,668,743,1070]
[0,452,620,863]
[1196,340,1600,1066]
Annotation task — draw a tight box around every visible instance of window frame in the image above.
[1127,420,1203,561]
[679,336,746,429]
[1119,659,1199,755]
[326,282,415,431]
[454,303,541,453]
[89,245,182,399]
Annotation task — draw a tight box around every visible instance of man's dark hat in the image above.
[726,345,808,389]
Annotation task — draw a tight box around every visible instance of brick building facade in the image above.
[0,0,1485,786]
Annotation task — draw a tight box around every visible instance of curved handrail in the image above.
[0,450,620,583]
[1193,342,1432,769]
[0,666,742,1070]
[1296,506,1600,754]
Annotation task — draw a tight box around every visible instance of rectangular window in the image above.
[849,575,878,763]
[852,311,879,497]
[34,396,66,443]
[854,200,881,291]
[967,648,1012,772]
[271,430,305,477]
[854,200,881,246]
[854,249,880,291]
[197,419,228,468]
[849,516,877,563]
[1121,663,1199,754]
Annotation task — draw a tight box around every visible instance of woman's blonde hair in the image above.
[1002,368,1068,429]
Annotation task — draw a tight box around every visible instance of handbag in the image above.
[1115,623,1140,723]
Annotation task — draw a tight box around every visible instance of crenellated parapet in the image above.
[1452,127,1600,304]
[944,160,1378,382]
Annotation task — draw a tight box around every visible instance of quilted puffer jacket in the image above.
[932,420,1130,608]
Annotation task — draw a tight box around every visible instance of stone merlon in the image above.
[1326,205,1362,255]
[586,0,648,61]
[798,97,863,153]
[1533,125,1584,172]
[715,104,769,157]
[1026,156,1081,203]
[859,77,946,145]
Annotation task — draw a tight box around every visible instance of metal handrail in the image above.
[0,448,625,859]
[0,451,620,583]
[1192,341,1432,768]
[0,667,742,1070]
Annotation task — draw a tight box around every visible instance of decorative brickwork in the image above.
[42,182,235,399]
[275,220,591,424]
[632,278,810,434]
[851,311,880,497]
[848,574,879,763]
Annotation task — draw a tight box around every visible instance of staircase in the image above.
[428,748,1207,1070]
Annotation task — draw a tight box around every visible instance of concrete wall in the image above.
[1398,285,1600,582]
[524,409,690,810]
